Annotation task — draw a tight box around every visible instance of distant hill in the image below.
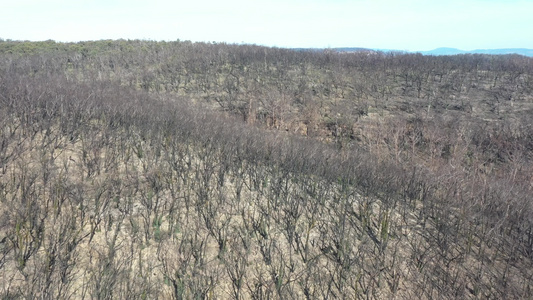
[299,47,533,57]
[418,47,533,57]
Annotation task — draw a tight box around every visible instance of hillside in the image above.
[0,39,533,299]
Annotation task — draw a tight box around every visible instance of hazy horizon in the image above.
[2,0,533,52]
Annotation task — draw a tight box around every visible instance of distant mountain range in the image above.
[297,47,533,57]
[417,47,533,57]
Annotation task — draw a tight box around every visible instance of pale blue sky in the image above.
[1,0,532,51]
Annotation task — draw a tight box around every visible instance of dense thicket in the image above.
[0,39,532,299]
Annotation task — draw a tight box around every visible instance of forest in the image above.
[0,39,532,299]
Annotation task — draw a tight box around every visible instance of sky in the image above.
[1,0,533,51]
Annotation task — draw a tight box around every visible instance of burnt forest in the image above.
[1,39,533,299]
